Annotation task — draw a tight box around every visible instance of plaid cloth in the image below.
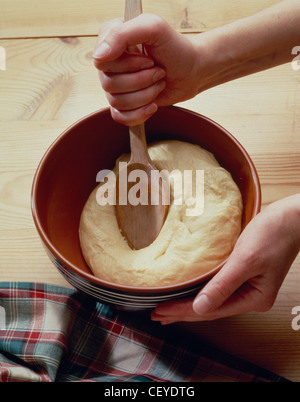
[0,282,288,383]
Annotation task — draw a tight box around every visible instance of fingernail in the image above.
[141,60,155,70]
[193,294,213,315]
[153,69,166,83]
[93,42,111,59]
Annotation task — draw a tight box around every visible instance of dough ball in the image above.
[79,140,243,287]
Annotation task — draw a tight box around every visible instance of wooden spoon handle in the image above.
[124,0,152,165]
[125,0,143,54]
[128,124,152,164]
[125,0,142,22]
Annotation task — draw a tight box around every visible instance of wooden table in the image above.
[0,0,299,382]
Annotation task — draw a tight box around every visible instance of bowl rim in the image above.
[31,105,261,295]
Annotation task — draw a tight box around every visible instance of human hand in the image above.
[151,195,300,324]
[93,2,300,127]
[93,14,203,126]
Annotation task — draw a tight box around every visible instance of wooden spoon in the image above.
[115,0,169,250]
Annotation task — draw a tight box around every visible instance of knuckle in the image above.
[110,107,124,124]
[106,25,122,46]
[100,73,113,92]
[142,14,170,41]
[143,13,165,30]
[255,292,277,312]
[110,109,131,126]
[106,94,121,109]
[235,247,262,275]
[98,18,122,37]
[110,107,144,127]
[210,280,232,307]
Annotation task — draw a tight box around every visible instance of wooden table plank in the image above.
[0,17,299,381]
[0,0,281,38]
[0,37,104,121]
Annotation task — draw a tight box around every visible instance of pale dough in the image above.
[79,140,243,287]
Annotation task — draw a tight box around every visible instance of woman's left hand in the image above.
[151,195,300,324]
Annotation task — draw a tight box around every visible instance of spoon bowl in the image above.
[116,160,169,250]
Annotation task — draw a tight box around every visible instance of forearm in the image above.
[282,194,300,252]
[193,0,300,92]
[262,193,300,258]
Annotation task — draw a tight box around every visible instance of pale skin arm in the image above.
[93,0,300,126]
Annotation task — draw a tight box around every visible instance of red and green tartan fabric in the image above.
[0,282,288,382]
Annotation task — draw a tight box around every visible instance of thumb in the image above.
[93,18,126,61]
[93,14,168,62]
[192,257,248,316]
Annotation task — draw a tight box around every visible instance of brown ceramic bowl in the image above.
[31,106,261,310]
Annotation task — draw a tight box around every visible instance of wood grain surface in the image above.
[0,0,281,38]
[0,0,299,382]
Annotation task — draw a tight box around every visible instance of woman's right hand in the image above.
[93,14,204,126]
[93,2,300,126]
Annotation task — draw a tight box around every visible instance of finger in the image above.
[192,266,245,316]
[152,297,195,317]
[100,67,165,94]
[152,314,204,324]
[95,52,154,73]
[152,280,271,323]
[192,247,255,317]
[156,317,201,325]
[191,213,271,317]
[96,18,124,39]
[106,79,166,111]
[192,280,274,321]
[94,18,124,53]
[151,298,203,324]
[110,103,158,126]
[93,14,168,62]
